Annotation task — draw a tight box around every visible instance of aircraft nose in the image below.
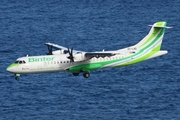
[6,66,13,72]
[6,64,15,73]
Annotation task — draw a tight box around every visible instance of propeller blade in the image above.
[47,46,53,55]
[70,47,73,56]
[67,47,74,62]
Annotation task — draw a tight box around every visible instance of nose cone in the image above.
[6,64,16,73]
[6,67,13,72]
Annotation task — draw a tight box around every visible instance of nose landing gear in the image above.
[14,74,20,80]
[15,76,19,80]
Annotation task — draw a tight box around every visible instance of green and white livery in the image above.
[7,22,170,80]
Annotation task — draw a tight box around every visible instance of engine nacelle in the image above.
[52,50,67,55]
[73,53,88,62]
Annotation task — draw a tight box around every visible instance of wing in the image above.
[45,42,69,50]
[71,51,117,62]
[45,42,84,55]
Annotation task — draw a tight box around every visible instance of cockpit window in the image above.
[14,61,19,64]
[14,60,26,64]
[76,52,82,54]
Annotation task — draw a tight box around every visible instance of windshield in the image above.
[14,60,26,64]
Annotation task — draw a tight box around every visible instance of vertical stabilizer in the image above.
[134,21,167,52]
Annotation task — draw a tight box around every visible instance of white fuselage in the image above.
[8,52,127,74]
[7,49,168,75]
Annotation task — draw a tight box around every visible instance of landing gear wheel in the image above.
[83,72,90,78]
[14,74,20,80]
[15,76,19,80]
[73,73,79,76]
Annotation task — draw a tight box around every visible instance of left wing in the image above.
[65,51,117,71]
[85,52,115,58]
[71,51,117,62]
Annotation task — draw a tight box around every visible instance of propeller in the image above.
[67,47,74,62]
[46,45,53,55]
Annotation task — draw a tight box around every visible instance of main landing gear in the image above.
[72,72,90,78]
[73,73,79,76]
[83,72,90,78]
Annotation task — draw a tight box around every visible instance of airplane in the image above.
[6,21,171,80]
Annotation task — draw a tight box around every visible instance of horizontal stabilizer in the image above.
[148,25,173,28]
[146,50,168,60]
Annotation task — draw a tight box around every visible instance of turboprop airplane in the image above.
[6,22,171,80]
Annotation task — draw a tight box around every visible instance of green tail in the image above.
[134,21,167,52]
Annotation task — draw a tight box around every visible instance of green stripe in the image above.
[156,22,165,27]
[7,63,19,69]
[120,22,166,63]
[67,58,125,73]
[140,22,166,47]
[141,28,165,51]
[121,45,161,66]
[121,28,164,62]
[140,28,161,47]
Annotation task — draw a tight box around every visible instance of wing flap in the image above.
[85,52,115,58]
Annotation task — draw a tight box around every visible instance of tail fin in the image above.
[134,21,169,52]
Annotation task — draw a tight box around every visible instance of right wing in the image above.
[45,43,69,50]
[45,42,84,55]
